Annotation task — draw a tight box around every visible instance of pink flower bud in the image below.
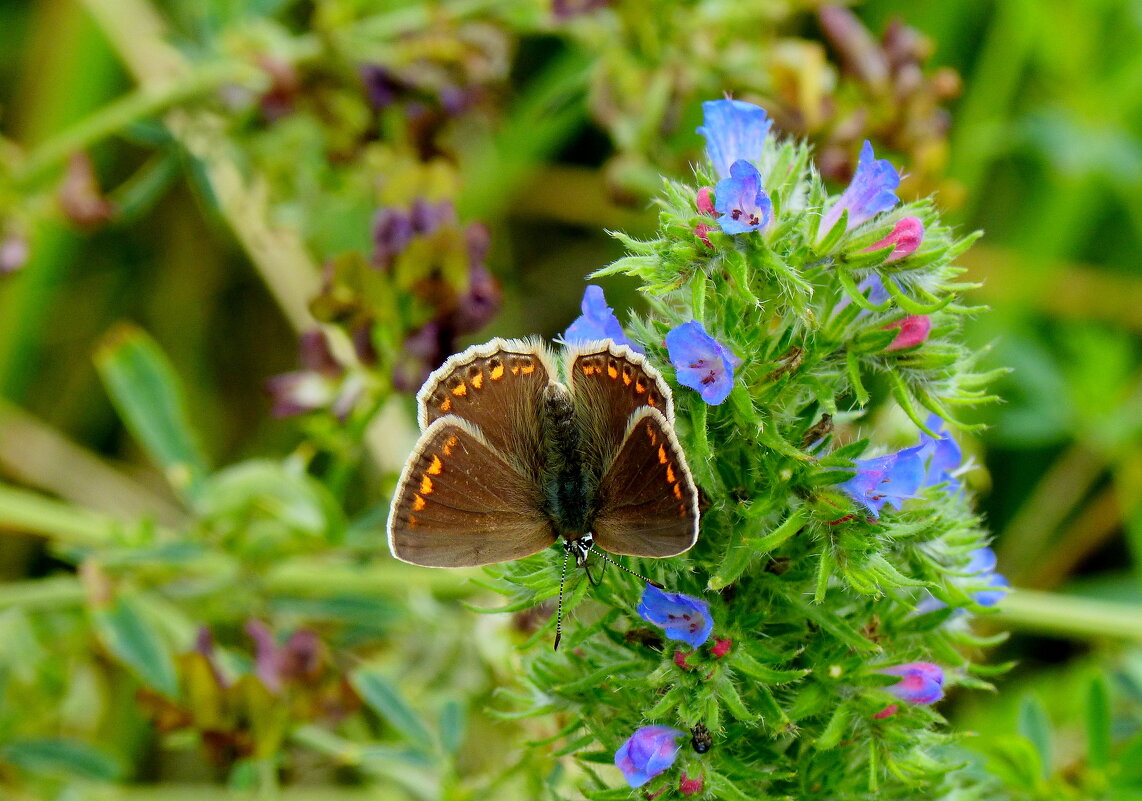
[873,704,899,719]
[695,222,714,248]
[679,771,705,795]
[883,315,931,350]
[865,216,924,262]
[673,650,696,670]
[696,186,716,216]
[710,637,732,658]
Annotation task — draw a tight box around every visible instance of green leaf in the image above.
[746,508,808,552]
[1086,673,1111,770]
[438,699,466,756]
[94,323,207,500]
[92,595,179,698]
[815,704,850,750]
[1017,694,1052,779]
[0,738,122,782]
[730,652,808,685]
[352,669,436,752]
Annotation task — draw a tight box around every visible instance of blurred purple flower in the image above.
[266,330,342,418]
[0,234,28,275]
[372,207,414,269]
[839,445,926,518]
[360,64,407,109]
[246,620,325,693]
[884,314,931,350]
[915,545,1008,614]
[637,583,713,648]
[865,216,924,261]
[696,99,772,180]
[553,0,611,19]
[452,225,501,334]
[665,321,742,405]
[714,160,773,234]
[820,140,901,236]
[614,725,684,788]
[880,662,944,704]
[562,285,644,353]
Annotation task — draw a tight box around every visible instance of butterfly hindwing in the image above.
[566,340,674,472]
[418,337,555,474]
[591,406,699,558]
[388,416,558,567]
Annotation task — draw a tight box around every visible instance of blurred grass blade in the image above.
[1017,694,1051,779]
[0,738,122,781]
[92,595,180,699]
[1086,673,1111,771]
[352,669,436,752]
[94,323,208,502]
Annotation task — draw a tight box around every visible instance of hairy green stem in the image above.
[994,589,1142,644]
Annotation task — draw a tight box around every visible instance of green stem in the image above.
[0,576,85,610]
[994,589,1142,644]
[14,60,261,184]
[263,561,479,598]
[0,483,119,547]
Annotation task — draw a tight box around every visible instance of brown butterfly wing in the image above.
[591,407,699,558]
[418,337,554,476]
[388,417,557,567]
[565,340,674,476]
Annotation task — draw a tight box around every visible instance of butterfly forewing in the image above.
[418,337,554,473]
[566,340,674,469]
[388,416,558,567]
[591,407,699,558]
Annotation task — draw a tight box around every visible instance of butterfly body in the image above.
[388,337,699,568]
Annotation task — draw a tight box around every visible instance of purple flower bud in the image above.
[552,0,611,19]
[879,662,945,704]
[696,99,773,180]
[820,140,901,237]
[884,314,931,350]
[410,198,457,235]
[865,216,924,261]
[0,233,28,275]
[562,285,644,353]
[637,583,713,648]
[713,160,773,234]
[665,321,742,405]
[360,64,407,109]
[371,207,414,269]
[451,260,501,334]
[614,725,684,788]
[679,771,704,796]
[839,446,926,518]
[246,619,284,693]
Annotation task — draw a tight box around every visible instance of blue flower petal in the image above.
[562,285,644,354]
[614,725,683,788]
[881,662,945,705]
[665,321,741,406]
[917,414,963,489]
[637,584,713,648]
[820,140,901,235]
[713,160,773,235]
[839,445,926,518]
[696,99,772,180]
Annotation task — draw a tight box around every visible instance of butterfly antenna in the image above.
[553,545,571,651]
[587,544,664,589]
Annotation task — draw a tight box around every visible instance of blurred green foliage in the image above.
[0,0,1139,798]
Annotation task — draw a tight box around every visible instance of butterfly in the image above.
[387,337,700,631]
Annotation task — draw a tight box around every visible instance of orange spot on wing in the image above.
[420,475,434,494]
[443,435,458,456]
[521,362,535,374]
[440,397,452,412]
[622,368,632,386]
[408,515,419,527]
[413,495,426,511]
[607,364,618,379]
[491,364,505,380]
[657,445,668,465]
[511,365,520,375]
[678,505,687,517]
[428,455,443,475]
[673,484,683,500]
[647,395,657,406]
[666,464,676,483]
[451,383,467,397]
[471,372,483,389]
[635,379,646,393]
[645,423,657,443]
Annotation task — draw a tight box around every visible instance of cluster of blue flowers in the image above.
[561,98,1000,793]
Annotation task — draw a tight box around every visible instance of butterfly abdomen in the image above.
[541,383,596,538]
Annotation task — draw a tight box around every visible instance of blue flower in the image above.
[879,662,945,704]
[963,547,1009,607]
[839,445,926,518]
[562,285,644,354]
[714,160,773,234]
[664,321,742,405]
[696,98,773,180]
[637,583,713,648]
[614,725,684,788]
[819,140,901,236]
[916,414,963,490]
